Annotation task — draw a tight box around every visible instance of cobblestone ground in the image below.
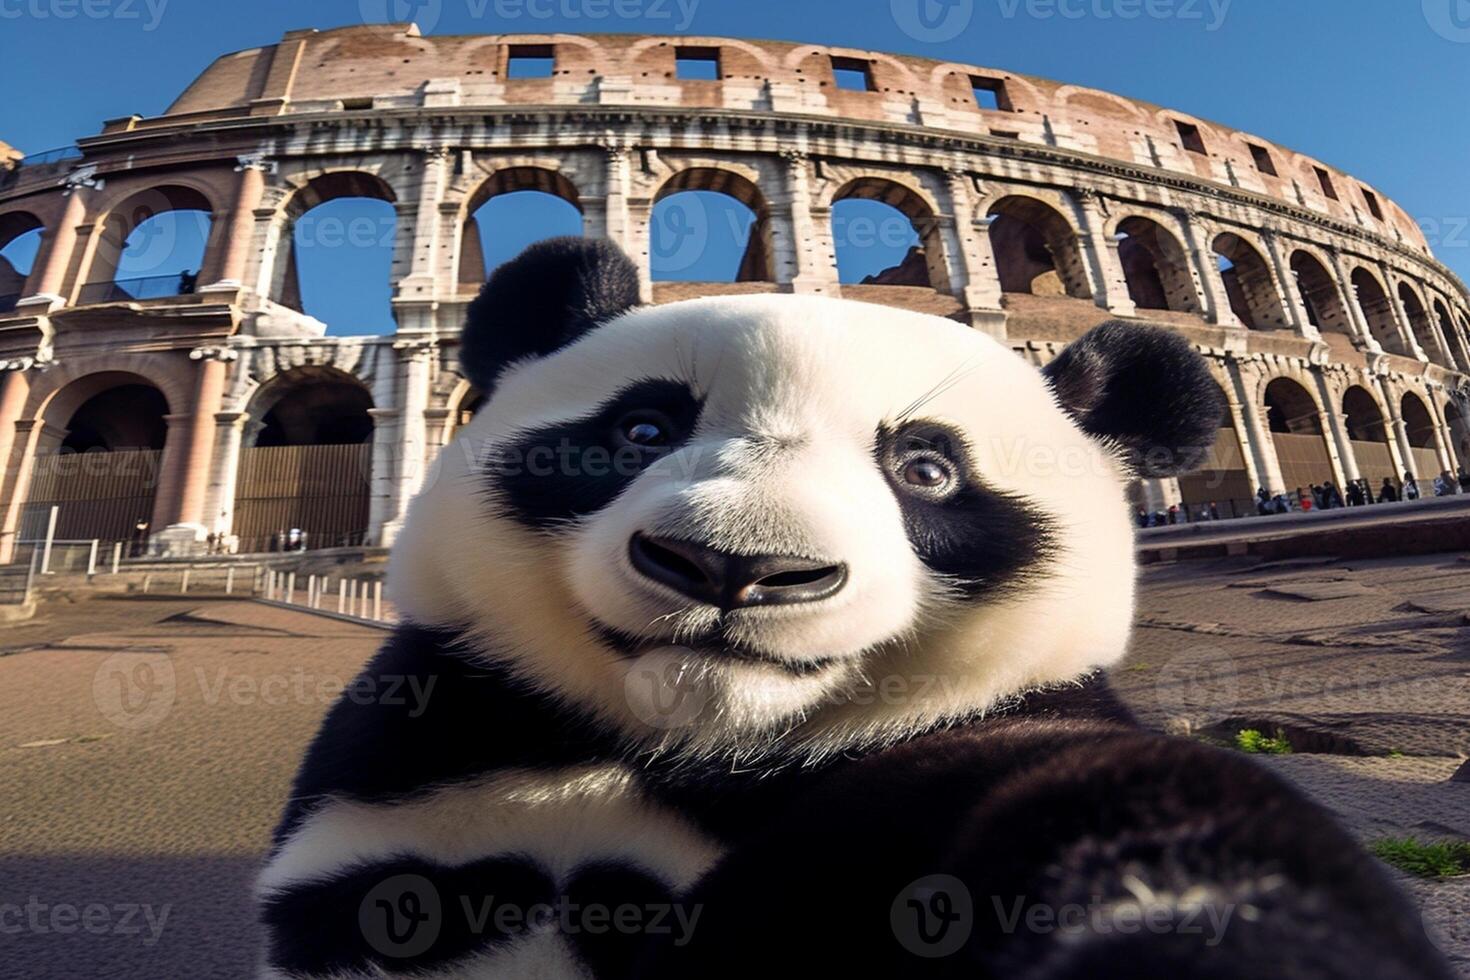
[0,558,1466,977]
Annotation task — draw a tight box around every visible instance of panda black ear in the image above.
[459,236,642,393]
[1042,320,1225,478]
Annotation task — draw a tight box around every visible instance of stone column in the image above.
[148,414,191,539]
[1175,209,1236,327]
[21,186,89,309]
[201,155,270,290]
[1221,389,1264,493]
[942,169,1006,337]
[1260,229,1316,339]
[1227,359,1285,495]
[777,151,839,297]
[202,410,247,543]
[170,350,231,531]
[598,143,652,301]
[376,340,434,547]
[1072,189,1134,317]
[395,146,452,308]
[0,367,33,563]
[1316,409,1352,488]
[1377,377,1416,480]
[1383,267,1428,360]
[0,418,54,564]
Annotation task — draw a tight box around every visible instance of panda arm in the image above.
[636,720,1455,979]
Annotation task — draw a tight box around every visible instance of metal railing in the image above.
[17,145,82,167]
[76,272,198,305]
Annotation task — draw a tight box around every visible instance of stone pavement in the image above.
[0,559,1466,977]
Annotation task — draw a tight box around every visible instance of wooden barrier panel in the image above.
[232,443,371,553]
[18,449,162,544]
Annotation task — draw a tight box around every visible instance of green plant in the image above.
[1234,728,1292,754]
[1369,838,1470,879]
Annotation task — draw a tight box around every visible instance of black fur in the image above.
[272,623,625,843]
[491,378,703,531]
[460,237,642,393]
[1043,321,1226,477]
[876,420,1056,600]
[636,722,1456,980]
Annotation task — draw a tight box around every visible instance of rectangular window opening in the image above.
[1248,143,1277,176]
[831,56,876,92]
[1361,187,1384,220]
[1315,166,1339,201]
[970,75,1011,112]
[675,46,721,81]
[507,45,556,79]
[1174,120,1206,155]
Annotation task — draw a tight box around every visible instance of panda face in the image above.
[391,239,1222,760]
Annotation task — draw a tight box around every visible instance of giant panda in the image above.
[257,238,1454,979]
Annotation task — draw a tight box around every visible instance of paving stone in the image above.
[1261,580,1378,601]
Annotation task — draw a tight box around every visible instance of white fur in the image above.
[391,295,1137,760]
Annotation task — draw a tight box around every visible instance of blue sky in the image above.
[1,0,1467,333]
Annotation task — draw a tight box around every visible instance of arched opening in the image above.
[1175,383,1252,518]
[1289,251,1353,343]
[275,172,398,335]
[1397,283,1445,364]
[1343,386,1396,489]
[1446,400,1469,471]
[0,211,44,312]
[19,376,169,555]
[232,368,374,552]
[1431,299,1467,372]
[1350,268,1409,356]
[460,169,583,292]
[650,169,772,284]
[1212,233,1285,330]
[1400,392,1441,481]
[831,178,947,293]
[1264,377,1333,494]
[80,186,212,304]
[1115,216,1199,313]
[987,196,1091,299]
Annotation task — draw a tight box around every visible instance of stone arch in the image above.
[1399,390,1441,483]
[1263,375,1333,494]
[1429,297,1467,372]
[1113,215,1199,313]
[1395,280,1446,365]
[0,210,45,309]
[1176,379,1253,518]
[1342,384,1397,488]
[650,166,773,282]
[1349,267,1410,356]
[830,176,948,292]
[233,365,375,553]
[15,369,176,549]
[1289,249,1353,341]
[459,166,583,288]
[81,184,216,303]
[1212,232,1286,330]
[1445,398,1469,470]
[267,170,400,329]
[986,194,1090,300]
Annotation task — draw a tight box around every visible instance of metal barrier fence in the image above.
[260,569,393,624]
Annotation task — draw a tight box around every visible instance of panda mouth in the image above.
[591,623,840,677]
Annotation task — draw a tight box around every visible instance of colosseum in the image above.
[1,22,1468,557]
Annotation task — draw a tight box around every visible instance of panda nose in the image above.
[628,533,847,610]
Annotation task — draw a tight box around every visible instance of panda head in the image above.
[391,238,1222,759]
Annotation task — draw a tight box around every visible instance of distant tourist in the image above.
[1167,504,1179,525]
[1297,487,1313,511]
[1346,481,1365,507]
[1135,505,1149,528]
[1360,478,1376,504]
[1255,487,1272,516]
[1209,500,1221,520]
[1322,481,1343,509]
[1403,472,1421,500]
[1379,477,1400,503]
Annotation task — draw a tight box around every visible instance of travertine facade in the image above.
[1,24,1467,555]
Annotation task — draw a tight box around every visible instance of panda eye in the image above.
[903,458,951,488]
[615,411,675,448]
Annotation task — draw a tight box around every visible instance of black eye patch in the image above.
[487,379,702,531]
[876,421,1057,600]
